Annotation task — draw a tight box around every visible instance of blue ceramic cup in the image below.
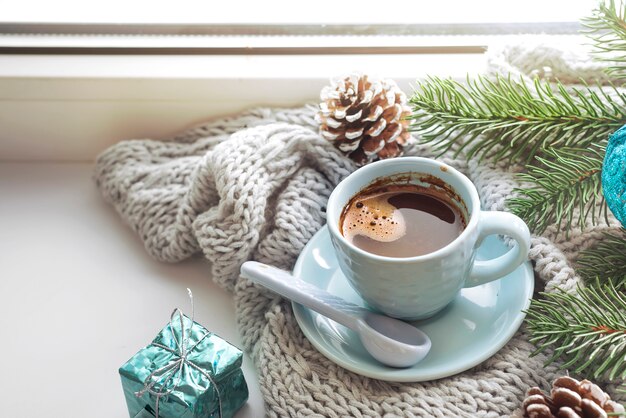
[326,157,531,320]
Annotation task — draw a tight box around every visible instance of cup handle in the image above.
[464,211,531,288]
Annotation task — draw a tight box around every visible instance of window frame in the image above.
[0,21,581,54]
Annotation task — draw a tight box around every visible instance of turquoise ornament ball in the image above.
[602,124,626,227]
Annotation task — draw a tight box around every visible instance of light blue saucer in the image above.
[292,225,534,382]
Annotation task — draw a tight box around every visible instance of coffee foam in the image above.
[342,194,406,243]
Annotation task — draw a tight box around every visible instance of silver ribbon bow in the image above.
[135,289,223,418]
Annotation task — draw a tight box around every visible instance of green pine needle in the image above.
[526,281,626,381]
[506,146,607,235]
[408,74,626,164]
[583,0,626,80]
[405,0,626,392]
[578,233,626,286]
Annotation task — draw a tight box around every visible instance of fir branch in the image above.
[526,281,626,381]
[506,146,606,235]
[408,75,626,164]
[583,0,626,79]
[578,232,626,286]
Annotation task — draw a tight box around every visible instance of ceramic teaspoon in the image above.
[240,261,432,368]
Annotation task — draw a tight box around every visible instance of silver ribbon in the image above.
[135,289,223,418]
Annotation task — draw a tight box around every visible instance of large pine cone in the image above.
[316,74,412,165]
[522,376,624,418]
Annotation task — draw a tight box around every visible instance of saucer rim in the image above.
[291,225,534,383]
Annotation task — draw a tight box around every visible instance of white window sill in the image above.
[0,52,490,84]
[0,162,265,417]
[0,52,488,161]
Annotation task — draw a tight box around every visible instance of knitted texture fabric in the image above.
[95,42,624,417]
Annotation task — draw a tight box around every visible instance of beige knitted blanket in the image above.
[95,39,623,417]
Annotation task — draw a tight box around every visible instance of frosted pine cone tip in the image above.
[316,73,413,165]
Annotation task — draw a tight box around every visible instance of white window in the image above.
[0,0,595,161]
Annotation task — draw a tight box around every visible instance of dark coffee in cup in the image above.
[340,181,466,258]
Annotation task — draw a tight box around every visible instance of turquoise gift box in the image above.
[119,310,248,418]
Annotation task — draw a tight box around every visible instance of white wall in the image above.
[0,54,486,161]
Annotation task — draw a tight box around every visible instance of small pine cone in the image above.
[316,73,412,165]
[521,376,625,418]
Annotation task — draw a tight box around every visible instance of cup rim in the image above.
[326,157,481,263]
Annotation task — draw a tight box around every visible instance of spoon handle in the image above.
[240,261,366,330]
